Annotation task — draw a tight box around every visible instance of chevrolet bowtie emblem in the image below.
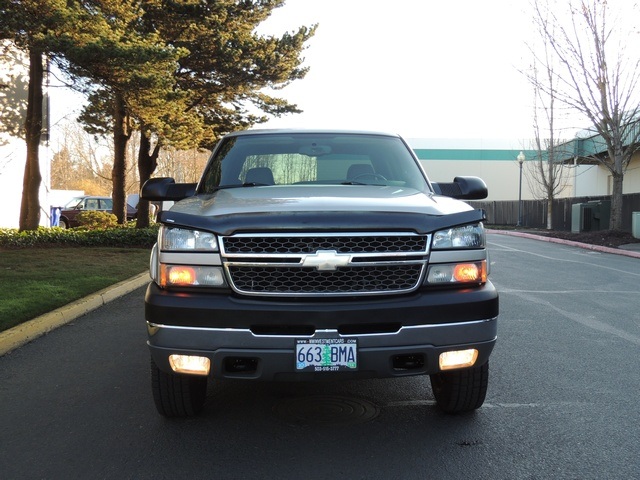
[301,250,352,271]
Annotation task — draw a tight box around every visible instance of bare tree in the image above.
[154,148,209,184]
[530,0,640,231]
[523,15,572,229]
[50,120,113,194]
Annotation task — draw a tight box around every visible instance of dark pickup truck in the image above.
[141,129,499,417]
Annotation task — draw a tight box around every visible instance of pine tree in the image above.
[0,0,73,230]
[83,0,315,227]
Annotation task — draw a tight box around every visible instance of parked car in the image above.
[141,129,498,417]
[58,196,136,228]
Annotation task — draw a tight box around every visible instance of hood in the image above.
[170,185,472,217]
[161,185,483,235]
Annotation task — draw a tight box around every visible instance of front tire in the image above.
[151,358,207,417]
[430,362,489,414]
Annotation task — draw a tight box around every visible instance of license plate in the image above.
[295,339,357,372]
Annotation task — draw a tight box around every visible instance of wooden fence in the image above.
[469,193,640,232]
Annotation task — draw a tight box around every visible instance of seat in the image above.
[347,163,374,180]
[245,167,275,185]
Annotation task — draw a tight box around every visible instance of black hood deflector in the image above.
[158,209,486,235]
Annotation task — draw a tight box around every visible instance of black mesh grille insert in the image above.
[227,264,423,294]
[222,235,428,254]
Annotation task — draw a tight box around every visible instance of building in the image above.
[556,127,640,197]
[409,137,640,202]
[408,138,538,202]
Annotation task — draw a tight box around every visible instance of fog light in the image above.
[439,349,478,371]
[169,355,210,375]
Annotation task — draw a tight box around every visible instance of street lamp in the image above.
[516,151,525,227]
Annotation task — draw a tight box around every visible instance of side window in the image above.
[85,198,100,210]
[100,198,113,210]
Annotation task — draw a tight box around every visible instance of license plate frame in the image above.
[295,338,358,372]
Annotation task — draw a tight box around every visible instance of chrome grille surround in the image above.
[220,232,430,297]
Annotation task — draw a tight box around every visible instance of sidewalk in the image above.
[2,231,639,357]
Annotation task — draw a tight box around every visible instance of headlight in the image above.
[160,226,218,251]
[154,226,225,289]
[432,223,485,250]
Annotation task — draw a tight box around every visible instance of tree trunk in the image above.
[19,48,44,231]
[112,91,130,224]
[136,130,160,228]
[609,172,624,231]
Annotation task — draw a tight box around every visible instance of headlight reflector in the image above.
[161,226,218,251]
[432,224,484,249]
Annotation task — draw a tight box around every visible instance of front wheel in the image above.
[151,358,207,417]
[430,362,489,414]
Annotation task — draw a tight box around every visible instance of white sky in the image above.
[258,0,536,140]
[49,0,538,143]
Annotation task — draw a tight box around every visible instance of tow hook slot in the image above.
[224,357,259,374]
[392,354,425,371]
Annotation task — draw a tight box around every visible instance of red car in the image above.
[58,196,136,228]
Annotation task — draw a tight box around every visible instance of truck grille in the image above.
[221,233,430,297]
[228,265,423,294]
[222,234,428,254]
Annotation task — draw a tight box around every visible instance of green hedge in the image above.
[0,224,160,248]
[76,210,119,229]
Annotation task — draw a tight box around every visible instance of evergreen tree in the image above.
[61,0,186,223]
[77,0,315,227]
[3,1,314,228]
[0,0,72,230]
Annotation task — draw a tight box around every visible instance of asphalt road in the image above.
[1,233,639,480]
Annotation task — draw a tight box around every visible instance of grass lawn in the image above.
[0,247,150,332]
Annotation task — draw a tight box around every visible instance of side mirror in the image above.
[431,176,488,200]
[141,177,197,201]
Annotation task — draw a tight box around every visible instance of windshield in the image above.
[64,197,85,209]
[198,133,430,194]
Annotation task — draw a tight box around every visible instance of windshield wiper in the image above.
[209,183,270,192]
[340,181,386,186]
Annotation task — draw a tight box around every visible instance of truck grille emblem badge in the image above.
[301,250,351,271]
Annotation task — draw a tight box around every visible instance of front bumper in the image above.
[148,319,497,381]
[145,282,498,381]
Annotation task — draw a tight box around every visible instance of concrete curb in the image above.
[0,272,149,357]
[487,229,640,259]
